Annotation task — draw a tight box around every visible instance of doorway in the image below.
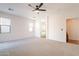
[34,19,47,39]
[66,18,79,44]
[40,19,47,38]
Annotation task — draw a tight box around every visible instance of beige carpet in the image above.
[0,38,79,56]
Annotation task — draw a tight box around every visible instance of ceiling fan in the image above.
[28,3,46,12]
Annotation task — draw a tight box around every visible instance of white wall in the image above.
[0,11,34,42]
[34,19,41,38]
[54,15,66,42]
[47,15,55,40]
[47,12,66,42]
[46,4,79,42]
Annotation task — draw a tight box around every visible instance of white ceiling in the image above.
[0,3,79,19]
[0,3,47,20]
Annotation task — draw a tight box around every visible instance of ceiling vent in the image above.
[8,8,14,11]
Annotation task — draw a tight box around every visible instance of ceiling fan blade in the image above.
[28,4,35,9]
[38,3,43,8]
[38,9,46,11]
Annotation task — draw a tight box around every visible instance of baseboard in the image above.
[0,37,35,43]
[68,39,79,44]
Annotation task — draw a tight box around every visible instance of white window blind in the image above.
[0,17,11,33]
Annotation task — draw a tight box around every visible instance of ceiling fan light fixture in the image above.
[34,10,39,13]
[28,3,46,13]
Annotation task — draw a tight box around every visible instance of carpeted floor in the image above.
[0,38,79,56]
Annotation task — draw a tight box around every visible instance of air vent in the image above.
[8,8,14,11]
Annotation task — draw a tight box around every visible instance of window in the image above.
[0,17,11,33]
[29,22,33,32]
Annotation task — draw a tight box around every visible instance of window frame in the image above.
[0,17,11,34]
